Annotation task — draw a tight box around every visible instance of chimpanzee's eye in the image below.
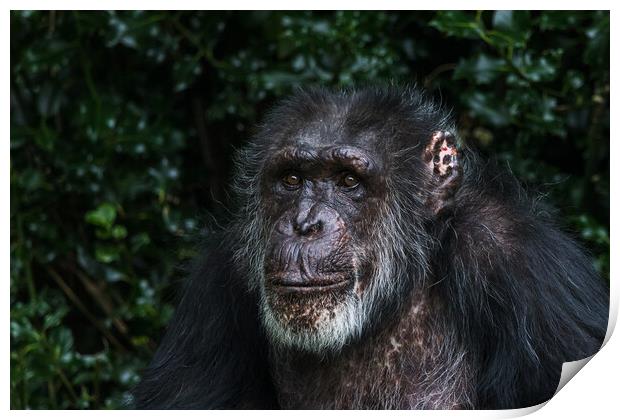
[341,173,360,189]
[282,173,302,188]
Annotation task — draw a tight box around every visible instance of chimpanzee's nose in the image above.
[293,201,337,238]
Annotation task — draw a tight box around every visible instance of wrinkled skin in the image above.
[261,144,383,333]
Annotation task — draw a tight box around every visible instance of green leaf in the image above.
[453,54,506,84]
[430,11,482,39]
[511,51,561,82]
[130,233,151,252]
[466,92,511,127]
[85,203,117,229]
[94,244,121,263]
[539,11,586,31]
[491,11,531,47]
[111,225,128,239]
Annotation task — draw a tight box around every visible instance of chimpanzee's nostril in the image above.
[294,220,323,236]
[309,221,322,234]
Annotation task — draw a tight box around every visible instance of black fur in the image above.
[131,87,608,409]
[130,238,278,409]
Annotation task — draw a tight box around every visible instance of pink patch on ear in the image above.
[424,131,463,214]
[436,141,457,175]
[424,131,460,177]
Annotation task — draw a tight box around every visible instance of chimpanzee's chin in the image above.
[264,286,353,333]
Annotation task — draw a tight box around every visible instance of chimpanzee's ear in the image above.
[421,130,463,215]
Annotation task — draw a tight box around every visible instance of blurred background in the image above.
[10,10,609,409]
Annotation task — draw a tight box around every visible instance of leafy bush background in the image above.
[10,11,609,409]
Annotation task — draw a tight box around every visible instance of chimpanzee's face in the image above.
[258,124,389,352]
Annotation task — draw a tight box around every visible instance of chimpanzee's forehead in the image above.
[273,114,389,152]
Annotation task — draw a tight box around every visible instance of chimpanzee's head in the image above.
[233,88,461,352]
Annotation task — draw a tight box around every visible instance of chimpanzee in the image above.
[131,87,608,409]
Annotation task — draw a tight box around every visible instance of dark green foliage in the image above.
[10,11,609,409]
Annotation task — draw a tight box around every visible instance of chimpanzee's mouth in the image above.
[268,274,352,294]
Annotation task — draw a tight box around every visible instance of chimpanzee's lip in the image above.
[268,276,351,294]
